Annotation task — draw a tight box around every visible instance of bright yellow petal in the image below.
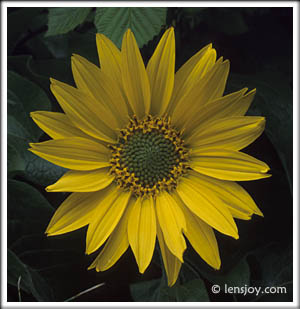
[29,137,110,171]
[182,88,248,134]
[187,171,263,218]
[46,168,114,192]
[71,54,129,127]
[128,196,156,273]
[171,58,230,132]
[30,111,87,139]
[176,195,221,269]
[187,116,266,151]
[86,189,131,254]
[46,186,113,235]
[121,29,151,119]
[167,43,216,115]
[155,191,186,262]
[96,33,122,88]
[191,89,256,132]
[156,220,182,287]
[50,79,117,143]
[190,149,271,181]
[146,27,175,116]
[88,198,135,272]
[176,175,239,239]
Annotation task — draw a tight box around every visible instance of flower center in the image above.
[109,115,189,196]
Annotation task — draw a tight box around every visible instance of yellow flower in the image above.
[29,28,270,286]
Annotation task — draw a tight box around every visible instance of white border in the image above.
[1,1,299,308]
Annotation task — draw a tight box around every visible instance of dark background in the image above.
[7,7,293,302]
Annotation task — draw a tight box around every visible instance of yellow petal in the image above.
[88,198,135,272]
[155,191,186,262]
[50,79,117,143]
[30,111,87,139]
[172,58,230,132]
[146,27,175,116]
[233,88,256,116]
[196,88,256,126]
[71,54,129,127]
[187,171,263,218]
[176,176,239,239]
[86,189,131,254]
[46,186,113,235]
[128,196,156,273]
[182,88,248,134]
[29,137,110,171]
[121,29,150,119]
[167,44,216,115]
[187,116,266,151]
[156,220,182,287]
[46,168,114,192]
[96,33,122,88]
[176,196,221,269]
[190,149,271,181]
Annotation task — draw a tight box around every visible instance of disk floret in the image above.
[109,115,189,196]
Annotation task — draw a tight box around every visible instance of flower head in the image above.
[29,28,270,286]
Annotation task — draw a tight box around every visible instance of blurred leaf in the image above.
[7,8,43,54]
[44,31,98,64]
[25,33,54,60]
[8,179,54,235]
[8,55,50,95]
[251,244,292,287]
[8,71,51,141]
[130,277,209,301]
[8,134,66,186]
[8,143,25,175]
[227,71,293,193]
[7,71,66,182]
[46,7,92,36]
[30,58,74,86]
[94,7,167,48]
[160,279,209,301]
[8,249,54,301]
[249,243,293,301]
[130,278,161,301]
[200,257,250,290]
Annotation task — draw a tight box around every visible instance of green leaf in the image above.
[7,179,54,246]
[44,31,99,65]
[7,71,66,182]
[46,7,92,36]
[94,7,167,48]
[201,257,250,290]
[160,279,209,301]
[130,279,161,301]
[8,179,54,233]
[251,244,292,287]
[7,143,25,175]
[8,71,51,141]
[249,243,293,301]
[8,249,54,301]
[8,55,51,95]
[130,278,209,301]
[8,134,66,186]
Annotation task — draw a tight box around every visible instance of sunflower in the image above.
[29,27,270,286]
